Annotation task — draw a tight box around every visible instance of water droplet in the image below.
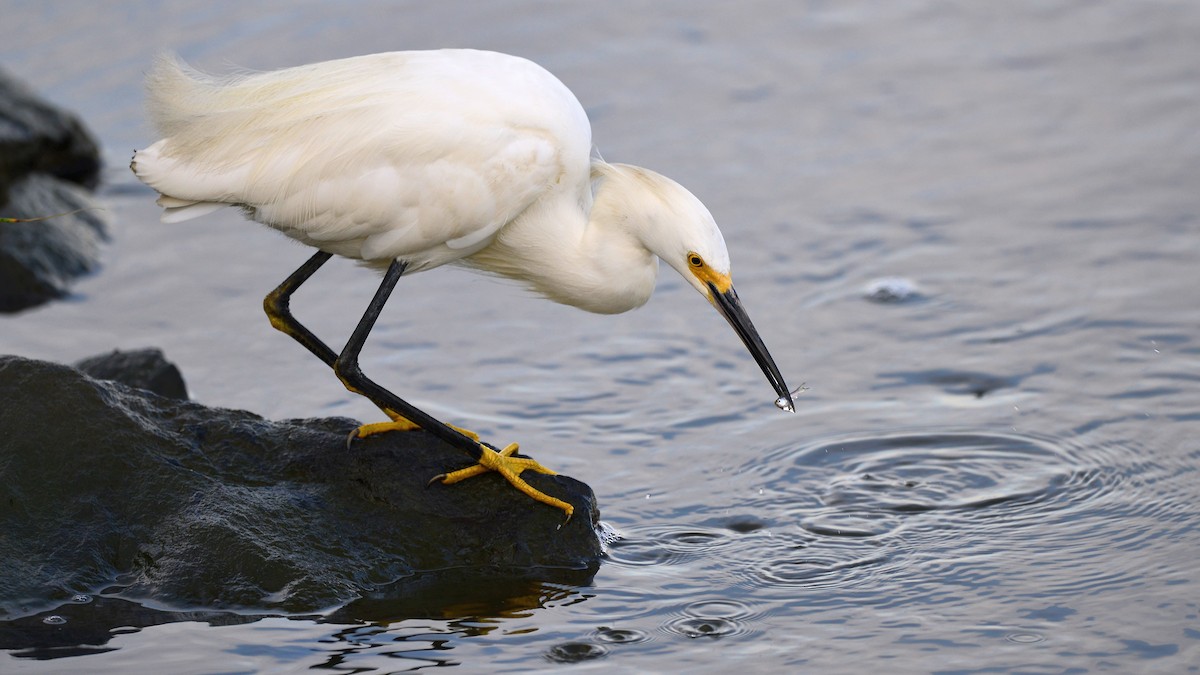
[70,594,92,604]
[775,383,807,411]
[43,615,66,625]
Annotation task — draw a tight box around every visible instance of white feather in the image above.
[130,49,793,410]
[132,50,732,313]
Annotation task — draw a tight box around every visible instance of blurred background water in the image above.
[2,0,1199,671]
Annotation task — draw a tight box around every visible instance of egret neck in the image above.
[472,160,796,410]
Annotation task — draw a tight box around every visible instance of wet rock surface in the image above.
[0,355,602,623]
[0,67,107,313]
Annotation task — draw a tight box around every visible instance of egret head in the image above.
[600,163,796,412]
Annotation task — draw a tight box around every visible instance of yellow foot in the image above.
[347,412,571,520]
[353,416,421,439]
[348,408,481,444]
[432,443,574,521]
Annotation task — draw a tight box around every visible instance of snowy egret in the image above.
[131,49,795,519]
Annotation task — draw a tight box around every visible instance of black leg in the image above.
[265,252,482,460]
[259,254,578,517]
[332,260,484,461]
[264,251,338,366]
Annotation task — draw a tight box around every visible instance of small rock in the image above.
[0,174,108,312]
[0,67,101,190]
[74,348,188,400]
[0,67,107,313]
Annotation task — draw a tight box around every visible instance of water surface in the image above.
[3,0,1199,671]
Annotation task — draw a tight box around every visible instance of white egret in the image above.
[131,49,795,520]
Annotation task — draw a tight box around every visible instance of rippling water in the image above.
[3,0,1199,672]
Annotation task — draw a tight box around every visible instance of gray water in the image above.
[3,0,1200,672]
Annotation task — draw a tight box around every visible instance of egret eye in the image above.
[688,254,704,268]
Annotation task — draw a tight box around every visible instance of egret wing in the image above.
[133,51,589,267]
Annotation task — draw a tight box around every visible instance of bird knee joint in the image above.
[263,293,289,321]
[333,358,363,384]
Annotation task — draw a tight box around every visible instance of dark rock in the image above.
[0,68,108,313]
[74,348,188,400]
[0,174,109,312]
[0,355,602,620]
[0,67,101,190]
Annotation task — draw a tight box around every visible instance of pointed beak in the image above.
[710,283,794,411]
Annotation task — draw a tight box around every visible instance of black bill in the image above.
[710,284,795,411]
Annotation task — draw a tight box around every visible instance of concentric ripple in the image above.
[751,546,892,589]
[721,430,1174,602]
[779,432,1079,514]
[544,641,609,663]
[592,626,651,644]
[664,616,746,639]
[741,431,1109,535]
[604,524,733,567]
[657,598,760,640]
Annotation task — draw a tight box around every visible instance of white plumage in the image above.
[131,49,794,515]
[136,52,581,271]
[133,49,744,315]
